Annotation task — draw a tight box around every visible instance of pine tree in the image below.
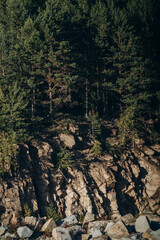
[70,0,95,117]
[0,82,28,175]
[20,16,43,122]
[110,6,152,116]
[37,0,78,119]
[0,81,28,138]
[118,105,138,146]
[126,0,160,118]
[90,0,115,117]
[56,146,74,170]
[91,140,102,157]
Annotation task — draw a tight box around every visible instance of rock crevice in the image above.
[0,137,160,224]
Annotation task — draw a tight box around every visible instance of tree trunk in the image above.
[103,76,106,116]
[68,87,71,102]
[85,78,88,118]
[96,66,100,100]
[48,81,53,114]
[2,67,5,77]
[32,89,36,118]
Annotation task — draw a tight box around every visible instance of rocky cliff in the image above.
[0,123,160,225]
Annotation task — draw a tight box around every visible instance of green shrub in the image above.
[77,213,84,223]
[119,106,138,146]
[87,111,101,139]
[46,202,60,223]
[0,131,18,177]
[23,203,32,217]
[105,139,118,155]
[91,140,102,157]
[83,223,88,232]
[151,130,160,144]
[0,82,28,177]
[57,146,74,169]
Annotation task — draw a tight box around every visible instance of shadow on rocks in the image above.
[150,221,160,231]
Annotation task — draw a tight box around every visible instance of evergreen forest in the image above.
[0,0,160,175]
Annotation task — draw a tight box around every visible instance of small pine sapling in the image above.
[56,146,74,170]
[23,203,32,217]
[88,111,101,140]
[46,202,60,223]
[91,140,102,157]
[119,106,138,147]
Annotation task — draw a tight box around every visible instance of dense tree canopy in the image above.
[0,0,160,174]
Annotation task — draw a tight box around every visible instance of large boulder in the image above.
[107,220,129,238]
[135,215,150,233]
[17,226,33,238]
[24,216,37,227]
[104,221,115,232]
[60,215,78,227]
[150,229,160,240]
[41,218,57,232]
[121,214,135,225]
[88,220,108,233]
[52,227,72,240]
[89,229,102,239]
[59,133,76,149]
[67,225,83,239]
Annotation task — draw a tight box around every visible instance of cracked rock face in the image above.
[0,139,160,225]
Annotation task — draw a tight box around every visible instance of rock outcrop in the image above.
[0,124,160,226]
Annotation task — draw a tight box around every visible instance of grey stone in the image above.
[121,236,138,240]
[60,215,78,227]
[130,236,137,240]
[0,226,7,236]
[135,215,150,233]
[121,238,133,240]
[41,218,57,232]
[83,212,95,225]
[151,229,160,240]
[104,221,115,232]
[88,220,108,233]
[52,227,72,240]
[67,225,82,236]
[90,229,102,238]
[17,226,33,238]
[5,232,17,239]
